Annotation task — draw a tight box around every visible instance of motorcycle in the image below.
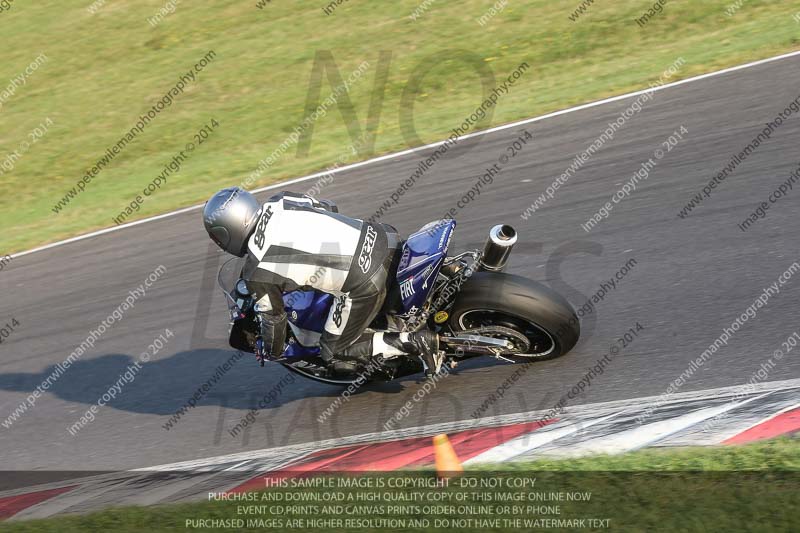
[217,220,580,385]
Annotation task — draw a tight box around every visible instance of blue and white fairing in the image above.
[395,220,456,315]
[282,289,330,357]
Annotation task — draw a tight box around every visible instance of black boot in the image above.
[335,333,375,373]
[383,330,443,376]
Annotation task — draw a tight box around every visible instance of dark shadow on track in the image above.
[0,349,549,416]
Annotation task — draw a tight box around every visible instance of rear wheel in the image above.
[447,272,580,362]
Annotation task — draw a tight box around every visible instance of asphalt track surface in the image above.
[1,54,799,471]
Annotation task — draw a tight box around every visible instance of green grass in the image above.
[1,439,798,532]
[1,0,800,253]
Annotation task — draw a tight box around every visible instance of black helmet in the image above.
[203,187,261,257]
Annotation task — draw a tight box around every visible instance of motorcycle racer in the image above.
[203,187,444,376]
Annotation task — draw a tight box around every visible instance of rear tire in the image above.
[447,272,580,361]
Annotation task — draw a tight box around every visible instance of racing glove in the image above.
[255,311,288,364]
[252,284,288,365]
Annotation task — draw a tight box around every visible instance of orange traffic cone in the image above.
[433,433,463,478]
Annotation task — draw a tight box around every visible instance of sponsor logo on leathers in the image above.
[358,225,378,273]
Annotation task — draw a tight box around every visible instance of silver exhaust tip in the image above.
[479,224,518,272]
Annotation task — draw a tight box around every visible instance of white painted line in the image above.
[12,49,800,261]
[463,412,621,465]
[549,393,772,458]
[222,460,252,472]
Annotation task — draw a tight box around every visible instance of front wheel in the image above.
[446,272,580,362]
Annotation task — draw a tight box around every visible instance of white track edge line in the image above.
[463,412,621,464]
[10,48,800,261]
[137,378,800,472]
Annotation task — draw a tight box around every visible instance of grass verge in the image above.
[2,1,800,253]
